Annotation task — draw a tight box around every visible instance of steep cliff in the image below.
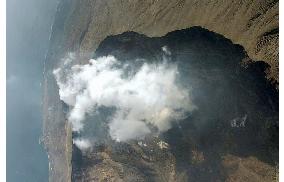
[63,0,278,81]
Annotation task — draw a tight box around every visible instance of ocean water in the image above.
[7,0,60,181]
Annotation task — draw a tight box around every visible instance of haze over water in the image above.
[7,0,59,181]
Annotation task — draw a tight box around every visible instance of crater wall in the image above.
[43,0,279,181]
[63,0,278,81]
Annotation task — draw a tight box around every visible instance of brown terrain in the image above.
[64,0,278,82]
[42,0,279,181]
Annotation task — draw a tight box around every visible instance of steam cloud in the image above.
[73,138,91,151]
[54,53,195,142]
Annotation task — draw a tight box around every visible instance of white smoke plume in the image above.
[54,54,195,142]
[162,46,171,55]
[73,138,91,151]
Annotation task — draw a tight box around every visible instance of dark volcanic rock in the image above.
[71,28,278,182]
[43,1,278,181]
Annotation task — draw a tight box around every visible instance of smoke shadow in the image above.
[72,26,278,181]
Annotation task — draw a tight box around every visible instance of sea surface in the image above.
[7,0,60,181]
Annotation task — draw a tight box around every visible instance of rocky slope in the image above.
[69,29,278,182]
[63,0,278,81]
[43,0,278,181]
